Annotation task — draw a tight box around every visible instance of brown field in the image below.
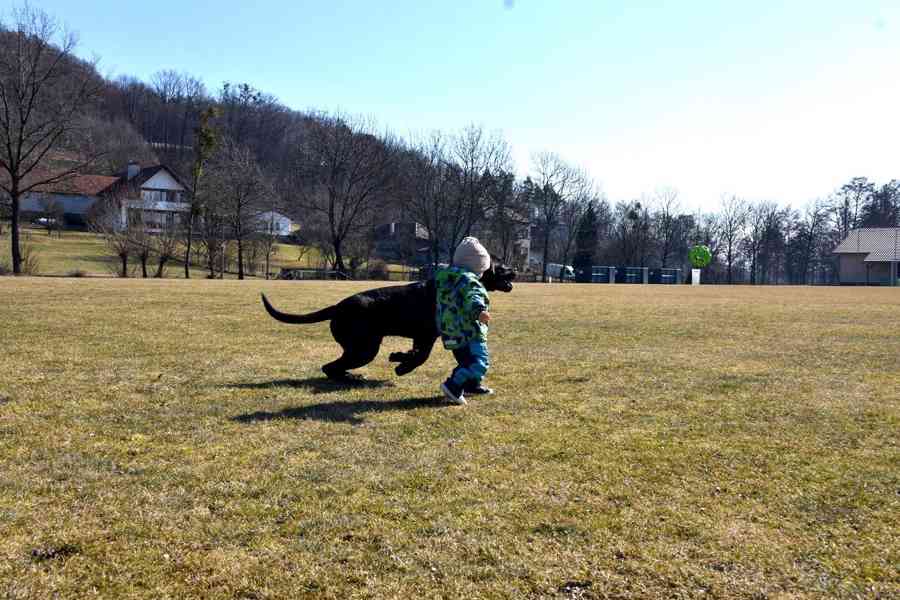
[0,279,897,598]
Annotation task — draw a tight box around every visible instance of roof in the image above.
[834,228,900,262]
[98,164,187,200]
[4,161,187,201]
[111,164,187,190]
[257,210,292,220]
[2,168,119,197]
[33,174,120,196]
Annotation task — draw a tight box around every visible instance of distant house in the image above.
[374,221,430,264]
[104,162,189,232]
[20,173,120,227]
[833,228,900,286]
[255,211,295,236]
[21,161,189,232]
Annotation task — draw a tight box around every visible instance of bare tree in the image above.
[652,187,681,268]
[0,5,104,274]
[90,195,131,277]
[611,200,653,267]
[129,213,152,278]
[197,192,226,278]
[832,177,874,239]
[206,137,274,279]
[152,220,180,277]
[291,112,399,274]
[793,199,829,283]
[743,201,784,284]
[183,106,220,278]
[400,131,455,267]
[177,74,206,151]
[556,172,596,269]
[0,190,9,236]
[150,70,183,152]
[445,124,512,251]
[529,152,581,281]
[257,223,280,280]
[482,171,530,269]
[718,194,748,283]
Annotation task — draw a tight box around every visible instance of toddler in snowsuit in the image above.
[436,237,493,405]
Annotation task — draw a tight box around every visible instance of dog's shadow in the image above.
[227,376,394,395]
[231,396,447,426]
[228,377,447,425]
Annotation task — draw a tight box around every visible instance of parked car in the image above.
[546,263,575,281]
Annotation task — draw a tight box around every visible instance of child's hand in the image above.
[478,311,491,325]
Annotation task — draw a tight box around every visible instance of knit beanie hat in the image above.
[452,237,491,276]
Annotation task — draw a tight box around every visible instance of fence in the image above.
[277,267,421,281]
[590,266,615,283]
[588,266,682,284]
[649,268,682,284]
[277,265,684,284]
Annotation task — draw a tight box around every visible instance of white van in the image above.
[546,263,575,281]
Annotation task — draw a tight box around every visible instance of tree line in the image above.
[2,5,897,282]
[569,177,898,285]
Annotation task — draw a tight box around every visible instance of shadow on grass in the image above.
[231,396,447,425]
[227,377,395,395]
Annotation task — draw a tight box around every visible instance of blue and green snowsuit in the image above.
[435,266,490,387]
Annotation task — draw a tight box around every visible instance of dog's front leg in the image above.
[388,349,414,363]
[393,337,436,376]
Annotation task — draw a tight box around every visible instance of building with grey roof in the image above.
[833,228,899,286]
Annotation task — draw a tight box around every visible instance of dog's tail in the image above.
[261,293,337,325]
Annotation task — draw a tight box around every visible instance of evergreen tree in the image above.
[573,201,598,282]
[859,180,899,228]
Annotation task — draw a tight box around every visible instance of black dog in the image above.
[261,264,515,380]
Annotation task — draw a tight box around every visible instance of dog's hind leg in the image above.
[322,337,382,380]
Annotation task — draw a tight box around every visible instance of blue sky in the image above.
[13,0,900,211]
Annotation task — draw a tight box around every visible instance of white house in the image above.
[21,161,189,232]
[255,211,294,236]
[111,162,190,232]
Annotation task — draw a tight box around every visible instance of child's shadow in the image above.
[231,396,447,426]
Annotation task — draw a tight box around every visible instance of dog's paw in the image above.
[389,351,411,363]
[394,362,415,376]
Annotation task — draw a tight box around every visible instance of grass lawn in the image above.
[0,280,897,598]
[0,225,326,278]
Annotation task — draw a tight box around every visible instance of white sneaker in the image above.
[441,382,467,405]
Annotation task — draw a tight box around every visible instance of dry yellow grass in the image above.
[0,279,897,598]
[0,226,323,277]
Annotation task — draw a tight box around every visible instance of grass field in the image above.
[0,226,325,278]
[1,280,898,598]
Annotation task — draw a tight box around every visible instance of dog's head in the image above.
[481,262,516,293]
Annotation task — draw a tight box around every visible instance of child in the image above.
[435,237,494,405]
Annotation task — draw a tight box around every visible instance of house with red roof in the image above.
[20,173,119,227]
[21,161,189,231]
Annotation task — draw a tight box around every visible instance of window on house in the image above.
[128,208,143,226]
